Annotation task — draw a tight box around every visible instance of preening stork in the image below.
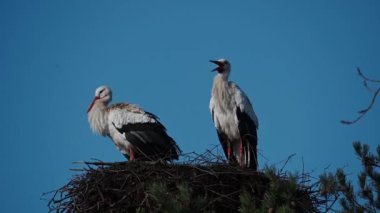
[209,59,259,170]
[87,86,181,161]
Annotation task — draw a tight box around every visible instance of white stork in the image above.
[87,85,181,161]
[209,59,259,170]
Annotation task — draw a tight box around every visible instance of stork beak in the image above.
[209,60,223,72]
[87,96,100,113]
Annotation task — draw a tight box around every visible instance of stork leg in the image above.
[227,141,231,161]
[240,139,244,167]
[130,147,135,161]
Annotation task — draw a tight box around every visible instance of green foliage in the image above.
[319,142,380,213]
[239,165,312,213]
[262,167,302,212]
[141,167,314,213]
[277,205,296,213]
[143,182,208,213]
[238,190,258,213]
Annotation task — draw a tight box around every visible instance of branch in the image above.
[357,67,380,84]
[279,153,296,173]
[341,68,380,125]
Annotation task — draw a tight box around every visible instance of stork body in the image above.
[87,86,181,161]
[209,59,258,170]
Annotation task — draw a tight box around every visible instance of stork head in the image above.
[210,58,231,77]
[87,85,112,113]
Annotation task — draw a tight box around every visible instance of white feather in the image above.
[210,76,241,141]
[230,83,259,129]
[108,108,156,130]
[88,104,109,136]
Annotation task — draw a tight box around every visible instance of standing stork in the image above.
[209,59,259,170]
[87,85,181,161]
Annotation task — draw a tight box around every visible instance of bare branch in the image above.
[357,67,380,83]
[341,68,380,125]
[279,153,296,173]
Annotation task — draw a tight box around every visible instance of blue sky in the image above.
[1,1,379,212]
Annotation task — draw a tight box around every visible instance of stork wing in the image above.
[231,83,258,129]
[236,106,258,144]
[232,83,258,169]
[110,104,181,160]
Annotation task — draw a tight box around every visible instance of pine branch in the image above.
[319,142,380,213]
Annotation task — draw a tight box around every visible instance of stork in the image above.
[87,86,181,161]
[209,59,259,170]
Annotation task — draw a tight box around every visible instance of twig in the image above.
[341,68,379,125]
[279,153,296,173]
[357,67,380,84]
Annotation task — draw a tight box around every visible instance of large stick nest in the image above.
[47,151,321,212]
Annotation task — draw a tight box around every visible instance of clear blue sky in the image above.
[0,1,379,212]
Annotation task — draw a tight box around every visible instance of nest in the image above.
[47,151,321,212]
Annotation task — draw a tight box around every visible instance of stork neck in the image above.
[212,75,233,112]
[87,102,109,136]
[213,74,229,87]
[218,71,230,81]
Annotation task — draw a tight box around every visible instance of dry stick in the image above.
[279,153,296,173]
[206,189,241,205]
[357,68,380,84]
[341,87,380,125]
[341,68,380,125]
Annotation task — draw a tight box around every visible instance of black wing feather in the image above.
[113,122,180,161]
[236,107,258,170]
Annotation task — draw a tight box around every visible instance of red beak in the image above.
[87,96,100,113]
[210,60,223,72]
